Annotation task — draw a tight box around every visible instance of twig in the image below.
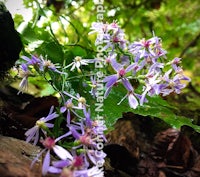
[179,32,200,58]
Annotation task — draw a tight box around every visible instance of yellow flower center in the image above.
[75,56,82,62]
[44,60,55,68]
[66,102,74,109]
[36,120,45,128]
[78,97,86,104]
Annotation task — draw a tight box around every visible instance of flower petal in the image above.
[128,93,138,109]
[42,150,50,175]
[60,106,66,113]
[121,78,133,91]
[33,130,39,145]
[104,75,118,88]
[52,160,70,168]
[53,145,73,160]
[45,112,58,122]
[104,86,112,98]
[45,123,54,128]
[48,166,62,174]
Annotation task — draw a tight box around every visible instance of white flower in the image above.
[65,56,94,72]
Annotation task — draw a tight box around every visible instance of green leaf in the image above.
[13,14,24,28]
[20,23,40,43]
[28,76,56,96]
[71,46,87,57]
[132,97,200,133]
[36,41,64,63]
[97,85,200,133]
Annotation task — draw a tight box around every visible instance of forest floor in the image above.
[1,85,200,177]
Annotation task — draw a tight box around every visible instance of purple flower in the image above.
[18,64,30,94]
[48,156,104,177]
[22,55,40,66]
[69,125,96,147]
[39,58,57,71]
[148,62,164,73]
[60,98,82,114]
[140,72,161,105]
[89,22,127,51]
[31,134,72,176]
[104,23,127,50]
[103,58,135,97]
[89,22,112,46]
[160,69,190,96]
[128,36,167,69]
[25,106,58,145]
[105,53,117,64]
[117,79,144,109]
[63,92,88,109]
[67,109,107,165]
[117,90,139,109]
[49,153,87,172]
[89,22,107,35]
[68,109,97,146]
[149,36,167,58]
[129,38,152,59]
[22,55,63,74]
[47,110,106,176]
[104,58,141,109]
[170,57,182,71]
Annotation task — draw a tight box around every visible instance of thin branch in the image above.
[179,32,200,58]
[65,43,95,54]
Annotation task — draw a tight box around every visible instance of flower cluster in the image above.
[17,55,106,176]
[18,55,61,94]
[17,55,94,94]
[90,21,191,109]
[25,97,106,176]
[89,21,127,51]
[17,20,191,177]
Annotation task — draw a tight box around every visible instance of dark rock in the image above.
[0,2,23,79]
